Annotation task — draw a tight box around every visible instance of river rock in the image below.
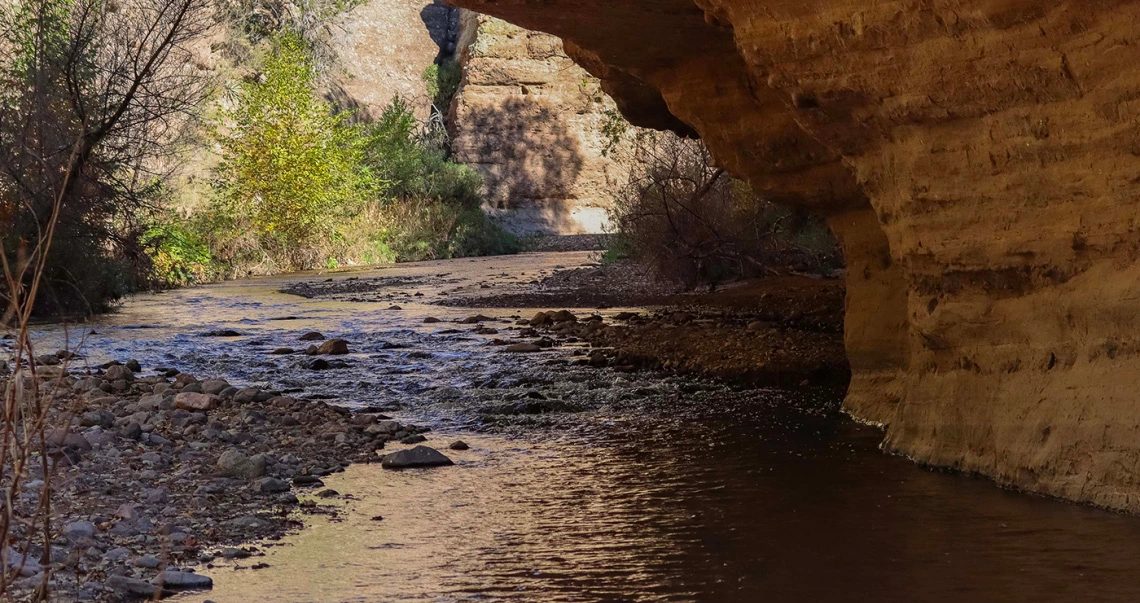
[381,446,453,469]
[63,520,96,543]
[217,449,266,479]
[47,429,92,451]
[505,343,542,353]
[449,440,470,450]
[133,555,161,568]
[155,570,212,590]
[200,379,230,395]
[423,317,441,323]
[36,353,61,366]
[105,364,134,382]
[80,409,115,428]
[299,331,325,341]
[106,575,163,598]
[221,547,251,559]
[317,339,349,355]
[258,477,290,493]
[103,547,130,562]
[175,392,217,411]
[224,515,270,531]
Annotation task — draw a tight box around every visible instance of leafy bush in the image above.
[197,42,515,276]
[209,32,378,273]
[606,130,842,287]
[354,96,518,262]
[364,95,481,207]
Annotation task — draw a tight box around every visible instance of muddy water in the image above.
[31,252,1140,602]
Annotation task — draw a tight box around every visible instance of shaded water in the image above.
[30,252,1140,602]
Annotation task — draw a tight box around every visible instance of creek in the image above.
[31,252,1140,602]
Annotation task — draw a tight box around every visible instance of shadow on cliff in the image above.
[324,82,373,123]
[420,0,458,65]
[454,96,587,234]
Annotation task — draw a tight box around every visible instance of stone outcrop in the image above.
[448,12,631,234]
[328,0,459,119]
[447,0,1140,512]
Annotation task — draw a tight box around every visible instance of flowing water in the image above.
[29,252,1140,602]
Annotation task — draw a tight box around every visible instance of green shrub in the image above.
[422,61,462,112]
[143,214,221,287]
[364,95,481,207]
[209,32,378,273]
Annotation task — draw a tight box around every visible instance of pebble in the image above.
[449,440,470,450]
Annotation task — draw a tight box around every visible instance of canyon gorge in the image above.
[445,0,1140,512]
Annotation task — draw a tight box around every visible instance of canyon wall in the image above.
[447,0,1140,512]
[448,12,629,234]
[327,0,458,119]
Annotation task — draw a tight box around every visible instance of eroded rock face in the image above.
[449,12,632,234]
[448,0,1140,511]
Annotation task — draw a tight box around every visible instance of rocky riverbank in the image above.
[284,257,848,386]
[2,353,436,601]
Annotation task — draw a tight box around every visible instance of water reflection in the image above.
[176,395,1140,603]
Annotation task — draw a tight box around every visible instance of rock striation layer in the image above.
[449,12,632,234]
[447,0,1140,512]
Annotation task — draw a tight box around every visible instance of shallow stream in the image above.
[30,252,1140,602]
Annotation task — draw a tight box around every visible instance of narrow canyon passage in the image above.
[31,252,1140,602]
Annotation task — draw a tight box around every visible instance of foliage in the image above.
[209,32,378,273]
[193,43,515,278]
[606,128,842,287]
[0,0,210,316]
[354,95,517,262]
[422,60,462,113]
[364,95,480,207]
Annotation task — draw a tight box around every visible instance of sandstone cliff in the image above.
[447,0,1140,512]
[449,12,629,234]
[328,0,457,119]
